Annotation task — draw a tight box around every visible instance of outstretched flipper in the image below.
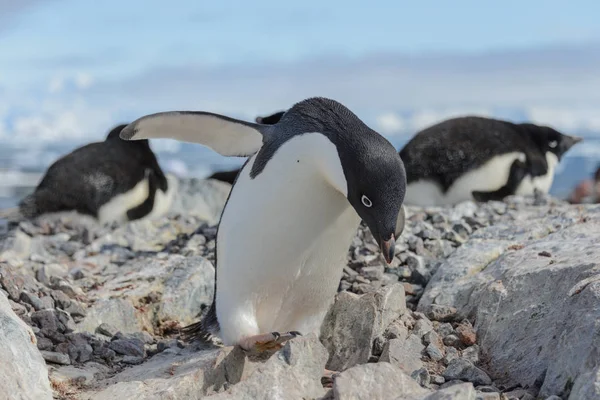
[472,159,528,202]
[120,111,273,157]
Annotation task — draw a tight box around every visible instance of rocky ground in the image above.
[1,179,600,400]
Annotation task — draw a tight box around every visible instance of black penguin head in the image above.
[255,111,286,125]
[344,143,407,263]
[283,97,407,263]
[521,123,583,160]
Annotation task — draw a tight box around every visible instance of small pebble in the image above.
[40,350,71,365]
[456,322,477,345]
[443,334,461,348]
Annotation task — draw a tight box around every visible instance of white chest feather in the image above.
[404,151,558,206]
[215,133,360,345]
[515,152,558,196]
[145,174,178,220]
[97,177,150,224]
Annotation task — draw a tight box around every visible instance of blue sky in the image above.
[1,0,600,147]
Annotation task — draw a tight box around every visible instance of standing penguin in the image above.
[121,97,407,352]
[19,124,177,224]
[400,116,582,206]
[207,110,287,185]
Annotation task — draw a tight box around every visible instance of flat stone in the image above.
[0,291,53,399]
[320,284,406,371]
[41,350,71,365]
[443,358,492,386]
[109,339,145,357]
[379,335,424,375]
[424,304,458,322]
[77,298,141,334]
[422,382,476,400]
[333,362,429,400]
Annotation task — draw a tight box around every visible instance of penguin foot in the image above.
[321,368,340,388]
[238,331,302,353]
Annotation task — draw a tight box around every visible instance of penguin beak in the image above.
[564,135,583,150]
[379,234,396,264]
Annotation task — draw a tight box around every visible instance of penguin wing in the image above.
[120,111,268,157]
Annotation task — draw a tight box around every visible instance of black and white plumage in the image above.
[207,111,286,185]
[19,124,176,224]
[400,116,582,206]
[120,97,407,352]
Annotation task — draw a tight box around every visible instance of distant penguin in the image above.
[120,97,407,352]
[19,124,177,224]
[207,110,286,185]
[400,116,583,206]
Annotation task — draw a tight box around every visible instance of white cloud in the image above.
[48,76,65,93]
[75,72,94,89]
[376,113,405,135]
[526,106,600,133]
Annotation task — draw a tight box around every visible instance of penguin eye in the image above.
[549,140,558,148]
[361,195,373,208]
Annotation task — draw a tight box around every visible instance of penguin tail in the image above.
[18,194,40,219]
[180,302,220,343]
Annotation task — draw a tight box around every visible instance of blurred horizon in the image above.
[1,1,600,206]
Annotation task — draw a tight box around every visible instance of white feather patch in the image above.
[123,112,263,157]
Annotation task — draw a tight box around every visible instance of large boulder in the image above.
[418,203,600,397]
[0,290,53,400]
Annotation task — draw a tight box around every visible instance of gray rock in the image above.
[20,291,44,311]
[320,284,406,371]
[437,323,454,337]
[443,334,460,348]
[443,359,492,385]
[379,335,424,375]
[426,343,444,362]
[0,291,53,399]
[412,367,430,387]
[41,350,71,365]
[461,345,480,364]
[424,304,458,322]
[422,383,476,400]
[96,323,118,337]
[78,298,141,334]
[208,335,328,400]
[36,336,54,351]
[333,362,429,400]
[170,178,232,224]
[109,339,145,357]
[412,318,434,338]
[475,392,500,400]
[157,255,215,325]
[569,366,600,400]
[419,208,600,396]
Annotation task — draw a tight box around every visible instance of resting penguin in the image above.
[120,97,407,352]
[207,110,287,185]
[19,124,177,224]
[400,116,583,206]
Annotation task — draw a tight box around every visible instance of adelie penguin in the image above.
[19,124,177,224]
[400,116,583,206]
[120,97,407,353]
[206,110,286,185]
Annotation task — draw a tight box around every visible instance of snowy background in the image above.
[1,0,600,207]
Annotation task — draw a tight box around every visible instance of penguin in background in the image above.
[19,124,177,224]
[120,97,407,353]
[207,110,286,185]
[400,116,582,206]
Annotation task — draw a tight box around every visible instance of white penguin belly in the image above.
[215,134,361,346]
[97,177,150,224]
[145,174,178,220]
[515,152,558,196]
[404,152,526,206]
